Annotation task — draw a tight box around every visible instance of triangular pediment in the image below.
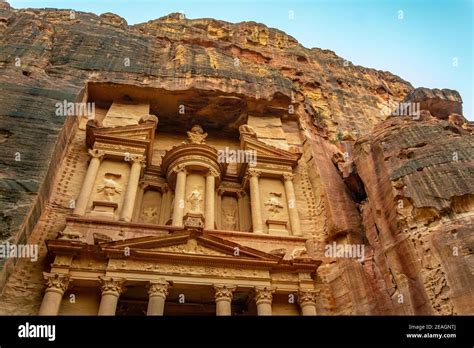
[89,122,156,142]
[99,231,281,261]
[241,133,301,165]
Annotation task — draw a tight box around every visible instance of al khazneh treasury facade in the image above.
[12,82,333,316]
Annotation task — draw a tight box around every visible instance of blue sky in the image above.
[10,0,473,120]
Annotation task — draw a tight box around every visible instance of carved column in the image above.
[133,182,146,222]
[205,169,217,230]
[298,290,317,315]
[172,165,187,226]
[158,186,169,225]
[214,284,236,316]
[248,169,263,233]
[120,155,145,222]
[98,277,125,316]
[147,279,170,316]
[283,173,302,236]
[38,273,70,315]
[216,190,222,229]
[73,149,104,216]
[254,286,275,316]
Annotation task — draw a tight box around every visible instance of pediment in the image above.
[89,122,156,142]
[99,231,281,261]
[241,133,301,166]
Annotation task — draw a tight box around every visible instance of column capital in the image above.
[99,276,125,297]
[148,279,170,299]
[283,172,294,181]
[88,148,105,160]
[43,272,71,294]
[213,284,237,302]
[129,154,146,165]
[297,289,317,306]
[173,164,187,174]
[236,190,246,199]
[248,168,262,178]
[254,286,276,305]
[207,168,219,178]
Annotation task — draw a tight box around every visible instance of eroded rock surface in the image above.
[0,2,472,315]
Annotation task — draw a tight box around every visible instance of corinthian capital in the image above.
[99,276,125,296]
[207,168,219,178]
[173,164,187,174]
[43,272,71,293]
[130,154,145,165]
[214,284,237,302]
[88,149,105,160]
[148,279,170,299]
[254,286,276,305]
[297,290,317,306]
[283,173,294,181]
[248,168,261,178]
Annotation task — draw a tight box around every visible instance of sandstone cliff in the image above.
[0,2,472,314]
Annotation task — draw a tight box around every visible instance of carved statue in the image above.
[223,209,237,230]
[187,186,203,213]
[97,174,122,201]
[186,124,208,144]
[142,206,158,224]
[264,192,283,217]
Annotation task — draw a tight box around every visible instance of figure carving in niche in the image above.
[96,173,122,201]
[141,206,158,224]
[187,186,203,213]
[222,209,237,230]
[186,124,208,144]
[264,192,283,218]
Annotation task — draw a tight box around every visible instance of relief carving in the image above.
[186,124,208,144]
[141,206,159,224]
[97,173,122,202]
[222,209,237,230]
[187,186,203,213]
[264,192,284,217]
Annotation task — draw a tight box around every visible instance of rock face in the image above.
[0,2,472,315]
